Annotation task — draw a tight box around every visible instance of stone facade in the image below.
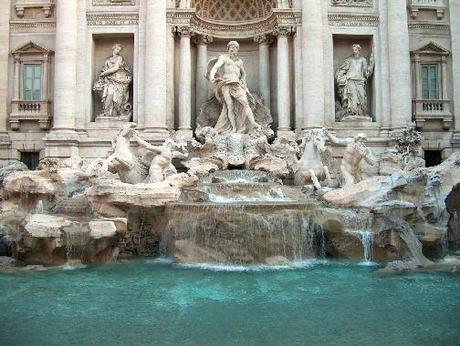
[1,0,459,166]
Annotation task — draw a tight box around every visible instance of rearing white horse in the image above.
[294,129,332,190]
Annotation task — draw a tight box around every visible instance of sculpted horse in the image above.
[294,129,332,190]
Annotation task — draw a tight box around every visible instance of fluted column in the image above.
[451,0,460,138]
[388,0,412,129]
[255,35,272,109]
[276,28,291,134]
[53,0,78,130]
[178,27,192,137]
[301,0,325,129]
[144,0,168,134]
[0,3,10,135]
[194,35,212,119]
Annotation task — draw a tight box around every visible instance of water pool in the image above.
[0,260,459,346]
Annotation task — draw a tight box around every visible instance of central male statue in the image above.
[208,41,261,134]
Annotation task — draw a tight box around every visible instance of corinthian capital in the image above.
[254,35,274,45]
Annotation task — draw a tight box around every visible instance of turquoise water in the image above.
[1,260,459,346]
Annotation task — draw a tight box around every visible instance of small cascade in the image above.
[441,229,449,256]
[161,202,322,264]
[356,230,374,264]
[318,226,326,259]
[34,199,44,214]
[63,227,89,269]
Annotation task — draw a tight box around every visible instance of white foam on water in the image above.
[174,259,328,272]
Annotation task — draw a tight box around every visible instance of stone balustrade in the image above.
[413,99,452,129]
[10,100,51,130]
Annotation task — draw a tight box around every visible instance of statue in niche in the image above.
[93,43,132,120]
[326,132,376,186]
[335,44,374,121]
[207,41,263,134]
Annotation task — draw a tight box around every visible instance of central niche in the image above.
[194,0,276,22]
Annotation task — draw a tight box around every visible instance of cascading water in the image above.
[161,171,325,265]
[356,230,373,264]
[34,199,44,214]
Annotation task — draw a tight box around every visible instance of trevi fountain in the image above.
[0,0,459,345]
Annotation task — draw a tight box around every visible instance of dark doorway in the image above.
[20,152,40,170]
[424,150,442,167]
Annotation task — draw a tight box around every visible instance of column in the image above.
[0,3,10,135]
[144,0,168,135]
[450,0,460,139]
[255,35,271,109]
[42,55,49,101]
[178,27,192,137]
[53,0,78,131]
[441,56,448,100]
[276,28,291,134]
[378,0,391,130]
[13,55,20,100]
[388,0,412,129]
[194,35,212,119]
[301,0,325,129]
[414,57,421,99]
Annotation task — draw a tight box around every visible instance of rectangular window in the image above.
[20,152,40,170]
[23,64,42,101]
[421,64,439,100]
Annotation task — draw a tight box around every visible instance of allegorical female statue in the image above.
[93,43,132,119]
[335,44,374,121]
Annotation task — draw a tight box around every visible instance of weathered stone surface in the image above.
[0,161,28,184]
[89,221,117,239]
[24,214,71,238]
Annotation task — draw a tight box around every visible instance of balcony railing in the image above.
[9,100,51,130]
[409,0,445,19]
[412,99,452,130]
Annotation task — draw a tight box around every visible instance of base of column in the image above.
[141,127,170,142]
[177,129,194,139]
[277,128,294,138]
[452,132,460,147]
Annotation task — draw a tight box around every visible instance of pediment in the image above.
[11,41,53,55]
[412,42,450,56]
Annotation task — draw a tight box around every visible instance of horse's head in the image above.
[303,129,327,152]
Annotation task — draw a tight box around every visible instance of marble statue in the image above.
[90,123,188,184]
[132,132,188,183]
[93,43,132,120]
[295,129,332,190]
[335,44,374,121]
[207,41,262,134]
[326,132,376,186]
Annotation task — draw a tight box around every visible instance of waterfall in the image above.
[63,227,89,269]
[161,202,322,265]
[34,200,44,214]
[356,230,374,265]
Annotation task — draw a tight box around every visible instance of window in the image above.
[20,152,40,170]
[421,64,439,100]
[23,64,42,101]
[424,150,442,167]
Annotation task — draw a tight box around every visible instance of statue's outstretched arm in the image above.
[326,132,348,146]
[133,133,162,154]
